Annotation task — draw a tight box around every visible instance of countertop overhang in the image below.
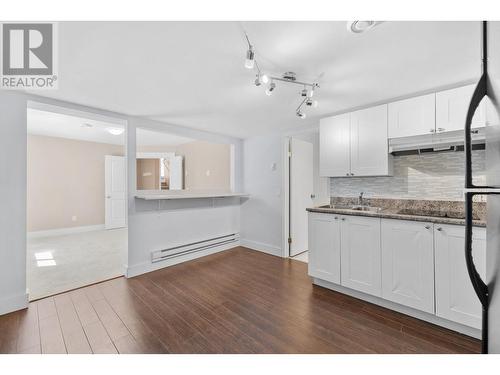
[135,191,250,200]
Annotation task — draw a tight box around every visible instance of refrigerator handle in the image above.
[464,21,489,354]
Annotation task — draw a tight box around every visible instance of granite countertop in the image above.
[307,197,487,228]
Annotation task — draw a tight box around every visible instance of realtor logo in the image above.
[1,22,58,89]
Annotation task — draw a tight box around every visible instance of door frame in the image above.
[282,130,329,258]
[26,100,129,285]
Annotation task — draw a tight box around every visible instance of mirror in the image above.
[136,127,232,191]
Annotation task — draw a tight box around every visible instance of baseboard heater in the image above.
[151,233,240,263]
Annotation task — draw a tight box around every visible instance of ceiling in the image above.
[27,108,126,145]
[136,128,194,146]
[28,108,196,146]
[29,21,482,138]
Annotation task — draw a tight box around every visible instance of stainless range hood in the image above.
[389,127,486,153]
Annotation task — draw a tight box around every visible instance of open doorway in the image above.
[26,103,128,300]
[283,132,329,263]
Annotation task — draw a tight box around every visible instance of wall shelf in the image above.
[135,191,249,200]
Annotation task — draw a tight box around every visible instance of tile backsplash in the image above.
[330,150,486,201]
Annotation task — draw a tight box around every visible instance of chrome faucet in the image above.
[358,192,364,206]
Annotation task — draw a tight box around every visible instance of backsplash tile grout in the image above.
[330,150,486,201]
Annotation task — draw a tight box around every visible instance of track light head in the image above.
[254,75,261,86]
[306,99,319,108]
[245,46,255,69]
[296,110,306,119]
[301,88,308,97]
[261,74,269,84]
[265,82,276,96]
[307,88,314,98]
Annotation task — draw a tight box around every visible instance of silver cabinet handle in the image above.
[471,129,479,134]
[437,127,445,132]
[346,173,349,176]
[341,217,346,221]
[334,216,338,220]
[436,227,443,231]
[350,173,354,176]
[106,196,111,199]
[429,128,436,133]
[424,225,431,230]
[310,194,316,199]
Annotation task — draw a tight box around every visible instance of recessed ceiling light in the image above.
[347,21,378,33]
[106,127,124,135]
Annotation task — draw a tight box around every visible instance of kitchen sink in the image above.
[318,204,381,212]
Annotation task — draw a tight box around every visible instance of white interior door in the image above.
[290,138,314,257]
[105,155,127,229]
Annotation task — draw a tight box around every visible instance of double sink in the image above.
[319,204,382,213]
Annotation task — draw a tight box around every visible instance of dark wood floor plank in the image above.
[16,301,41,353]
[37,297,67,354]
[0,247,481,354]
[69,288,117,354]
[53,293,92,354]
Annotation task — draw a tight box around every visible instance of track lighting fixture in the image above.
[243,30,319,117]
[265,81,276,96]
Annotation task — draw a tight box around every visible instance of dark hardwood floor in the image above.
[0,247,480,354]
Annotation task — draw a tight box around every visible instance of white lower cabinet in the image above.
[308,213,341,284]
[381,219,435,313]
[434,224,486,329]
[340,216,382,297]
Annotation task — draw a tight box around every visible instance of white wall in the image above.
[240,135,284,256]
[126,117,244,277]
[0,91,28,315]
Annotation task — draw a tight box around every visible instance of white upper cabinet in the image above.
[381,219,435,313]
[340,215,382,297]
[388,93,436,138]
[434,224,486,329]
[319,113,350,177]
[436,84,486,132]
[350,104,392,177]
[308,213,341,284]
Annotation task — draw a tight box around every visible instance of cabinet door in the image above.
[381,219,435,313]
[434,224,486,329]
[436,84,486,132]
[388,93,436,138]
[319,114,351,177]
[308,213,341,284]
[340,216,381,296]
[350,104,391,177]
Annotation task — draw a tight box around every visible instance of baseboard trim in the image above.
[313,278,481,339]
[126,241,239,278]
[27,224,107,239]
[0,291,28,316]
[240,239,282,257]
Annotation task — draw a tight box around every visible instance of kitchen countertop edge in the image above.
[306,207,486,228]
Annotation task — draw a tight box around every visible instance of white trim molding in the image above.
[240,239,282,257]
[27,224,109,239]
[0,291,28,316]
